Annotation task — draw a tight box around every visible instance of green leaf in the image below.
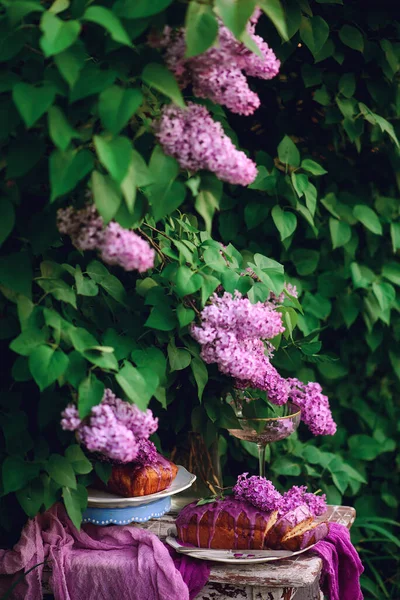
[91,170,121,224]
[304,182,317,217]
[176,305,195,328]
[338,73,356,98]
[0,251,32,298]
[131,348,167,382]
[16,478,44,517]
[339,24,364,52]
[37,279,77,308]
[271,206,297,241]
[372,281,395,312]
[83,6,131,46]
[47,454,77,489]
[348,435,382,460]
[40,12,81,57]
[185,2,218,57]
[359,103,399,148]
[195,175,223,233]
[390,222,400,252]
[62,484,87,530]
[353,205,382,235]
[337,294,360,328]
[329,218,352,249]
[116,361,159,410]
[0,197,15,246]
[87,261,128,304]
[350,263,375,290]
[141,63,185,109]
[113,0,173,18]
[167,339,192,371]
[258,0,288,40]
[301,159,327,175]
[215,0,256,39]
[12,83,56,128]
[99,86,143,135]
[145,304,177,331]
[300,16,329,56]
[4,1,44,26]
[190,357,208,400]
[50,148,94,202]
[70,327,119,370]
[65,445,93,474]
[151,181,186,222]
[95,462,112,485]
[54,43,86,88]
[29,345,69,391]
[175,266,202,298]
[278,135,300,167]
[2,456,40,494]
[78,374,105,418]
[74,265,99,296]
[291,248,319,275]
[382,262,400,286]
[272,456,301,476]
[49,0,70,14]
[70,63,117,103]
[48,106,80,151]
[303,291,331,320]
[94,135,131,184]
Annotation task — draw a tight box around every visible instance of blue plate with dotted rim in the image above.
[82,495,171,526]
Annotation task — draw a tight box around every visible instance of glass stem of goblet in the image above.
[257,443,267,478]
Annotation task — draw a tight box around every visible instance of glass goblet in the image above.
[227,402,301,478]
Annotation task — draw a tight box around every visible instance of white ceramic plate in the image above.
[87,465,196,508]
[166,527,316,564]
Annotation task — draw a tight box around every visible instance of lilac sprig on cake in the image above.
[232,473,327,517]
[233,473,282,512]
[61,389,158,465]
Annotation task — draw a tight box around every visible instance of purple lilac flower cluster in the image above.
[233,474,327,516]
[154,103,257,186]
[278,485,327,516]
[191,292,289,403]
[154,9,280,116]
[57,205,155,273]
[233,473,282,511]
[191,291,337,434]
[60,389,158,464]
[288,379,337,436]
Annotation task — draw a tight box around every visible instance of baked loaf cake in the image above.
[176,498,279,550]
[105,455,178,497]
[176,498,328,551]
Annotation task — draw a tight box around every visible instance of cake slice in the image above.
[281,521,329,551]
[265,504,312,549]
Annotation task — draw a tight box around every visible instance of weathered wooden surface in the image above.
[41,503,354,598]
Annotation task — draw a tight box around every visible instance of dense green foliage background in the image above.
[0,0,399,597]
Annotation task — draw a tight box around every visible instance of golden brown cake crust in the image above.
[104,457,178,497]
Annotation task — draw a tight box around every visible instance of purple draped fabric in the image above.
[0,504,210,600]
[312,522,364,600]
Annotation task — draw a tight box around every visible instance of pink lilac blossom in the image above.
[60,389,159,464]
[60,404,81,431]
[268,283,299,305]
[191,291,289,404]
[279,485,327,516]
[154,103,257,186]
[233,473,282,512]
[153,9,280,116]
[57,206,155,273]
[288,378,337,436]
[135,439,158,466]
